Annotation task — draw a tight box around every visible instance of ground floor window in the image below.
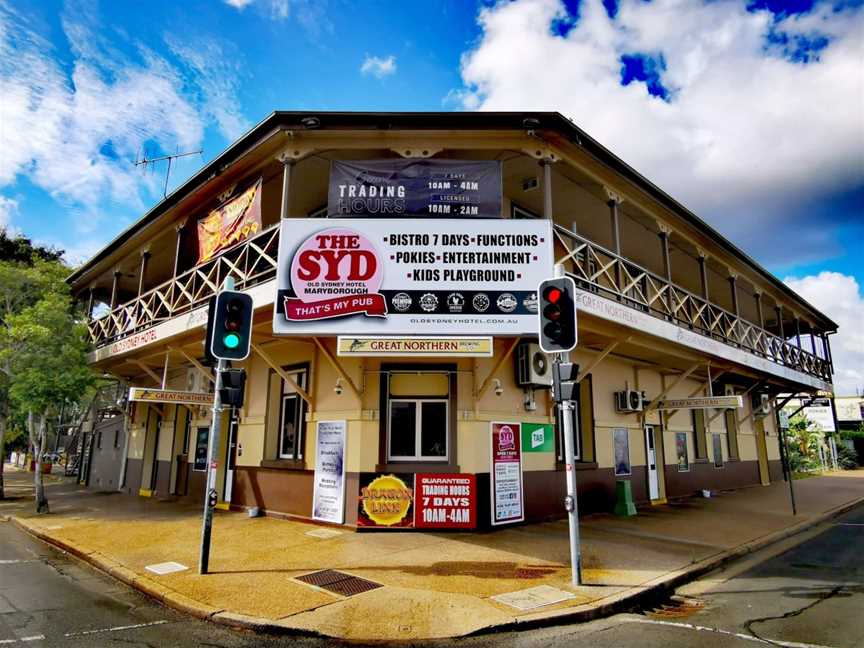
[675,432,689,472]
[713,433,724,468]
[381,366,453,465]
[279,369,308,460]
[692,410,708,460]
[388,399,448,461]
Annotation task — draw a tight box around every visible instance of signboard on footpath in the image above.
[273,218,553,336]
[311,421,347,524]
[356,473,478,529]
[490,422,525,525]
[128,387,212,406]
[336,336,493,357]
[328,159,502,218]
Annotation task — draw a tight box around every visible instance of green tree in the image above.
[0,257,70,499]
[3,284,93,512]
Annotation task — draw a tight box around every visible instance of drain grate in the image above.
[295,569,382,597]
[646,596,705,619]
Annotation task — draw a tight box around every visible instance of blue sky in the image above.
[1,0,862,391]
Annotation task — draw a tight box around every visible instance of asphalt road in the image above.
[0,503,861,647]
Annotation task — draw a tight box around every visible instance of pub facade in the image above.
[69,112,836,529]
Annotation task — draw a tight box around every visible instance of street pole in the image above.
[555,353,582,586]
[777,410,797,516]
[199,357,225,574]
[558,386,582,586]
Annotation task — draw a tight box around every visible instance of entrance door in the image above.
[644,425,660,500]
[223,410,239,504]
[755,419,770,485]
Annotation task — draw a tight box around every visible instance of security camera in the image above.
[493,379,503,397]
[334,379,343,396]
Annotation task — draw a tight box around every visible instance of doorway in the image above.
[755,418,770,485]
[644,424,660,500]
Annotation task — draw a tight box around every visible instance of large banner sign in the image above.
[490,422,525,525]
[357,472,477,529]
[328,159,502,218]
[197,179,263,263]
[312,420,347,524]
[273,219,553,336]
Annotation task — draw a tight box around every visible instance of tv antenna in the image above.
[135,147,204,198]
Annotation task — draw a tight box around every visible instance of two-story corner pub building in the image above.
[70,112,837,530]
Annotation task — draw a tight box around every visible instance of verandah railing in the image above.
[87,223,280,346]
[553,224,831,383]
[87,220,830,383]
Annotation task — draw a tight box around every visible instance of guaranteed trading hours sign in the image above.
[273,218,554,336]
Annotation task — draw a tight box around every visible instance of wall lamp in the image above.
[334,378,343,395]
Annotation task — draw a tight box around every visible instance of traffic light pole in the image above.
[555,355,583,587]
[199,357,226,574]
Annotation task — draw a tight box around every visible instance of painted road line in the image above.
[836,523,864,526]
[627,618,837,648]
[0,560,38,565]
[0,636,45,644]
[63,620,169,637]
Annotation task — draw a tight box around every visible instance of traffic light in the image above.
[207,290,253,361]
[219,368,247,408]
[537,276,577,353]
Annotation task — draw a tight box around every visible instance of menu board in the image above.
[490,422,525,525]
[328,159,501,218]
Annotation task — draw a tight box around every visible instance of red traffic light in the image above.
[544,286,563,304]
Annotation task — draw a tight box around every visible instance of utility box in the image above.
[613,479,637,517]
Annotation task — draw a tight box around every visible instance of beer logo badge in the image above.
[497,293,518,313]
[284,227,387,321]
[392,292,412,312]
[522,293,538,313]
[419,293,439,312]
[447,292,465,313]
[472,293,490,312]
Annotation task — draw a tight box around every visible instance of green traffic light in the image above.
[223,332,241,349]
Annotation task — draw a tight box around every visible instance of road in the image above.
[0,501,861,647]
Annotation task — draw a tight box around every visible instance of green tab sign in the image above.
[521,423,554,453]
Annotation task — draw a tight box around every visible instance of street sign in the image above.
[128,387,212,406]
[657,396,744,410]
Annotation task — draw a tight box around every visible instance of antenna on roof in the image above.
[134,146,204,198]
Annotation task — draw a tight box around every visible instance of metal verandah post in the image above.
[199,357,226,574]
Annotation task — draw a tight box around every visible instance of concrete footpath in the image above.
[3,468,863,641]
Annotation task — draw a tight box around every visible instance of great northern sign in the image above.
[336,336,493,357]
[657,396,744,410]
[128,388,212,405]
[273,218,553,336]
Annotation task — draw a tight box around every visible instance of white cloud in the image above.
[0,195,18,229]
[361,54,397,79]
[454,0,864,262]
[0,2,247,240]
[223,0,253,8]
[784,272,864,396]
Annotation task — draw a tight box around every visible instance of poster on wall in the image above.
[357,473,415,528]
[312,420,347,524]
[273,218,553,336]
[414,474,477,529]
[197,178,263,263]
[328,159,502,218]
[490,422,525,525]
[675,432,689,472]
[613,428,631,476]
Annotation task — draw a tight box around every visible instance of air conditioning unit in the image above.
[186,367,210,394]
[515,342,553,388]
[615,389,646,413]
[752,393,771,418]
